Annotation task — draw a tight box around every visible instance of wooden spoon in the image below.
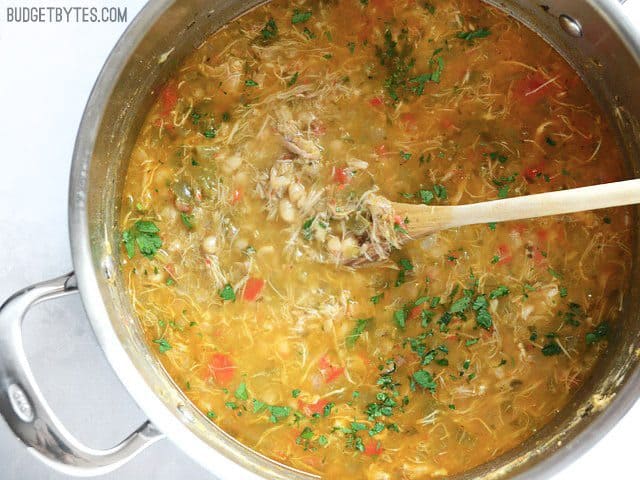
[393,178,640,239]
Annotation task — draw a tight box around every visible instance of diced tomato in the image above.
[497,244,512,265]
[513,73,556,105]
[303,456,323,469]
[524,164,545,183]
[243,277,265,301]
[311,120,326,136]
[374,144,387,156]
[369,96,384,107]
[400,112,416,124]
[298,399,329,416]
[333,167,352,185]
[230,187,243,205]
[536,229,549,243]
[159,81,178,117]
[532,246,546,265]
[408,306,423,321]
[441,117,456,130]
[319,355,344,383]
[206,353,236,386]
[364,440,383,456]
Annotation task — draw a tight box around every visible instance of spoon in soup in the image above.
[349,178,640,266]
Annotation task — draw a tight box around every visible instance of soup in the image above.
[119,0,632,478]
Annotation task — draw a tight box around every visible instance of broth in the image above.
[120,0,631,478]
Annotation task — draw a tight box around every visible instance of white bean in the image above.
[327,236,341,254]
[235,237,249,251]
[224,153,243,173]
[160,205,178,223]
[270,175,291,192]
[278,199,297,223]
[148,268,166,283]
[201,235,219,254]
[288,182,305,205]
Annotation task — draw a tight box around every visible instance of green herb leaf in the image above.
[586,322,609,345]
[234,382,248,400]
[346,318,371,348]
[449,296,471,314]
[370,293,384,304]
[260,18,278,41]
[419,189,434,205]
[433,184,447,199]
[288,71,299,86]
[394,309,407,329]
[292,10,312,24]
[456,27,491,41]
[180,213,194,230]
[542,342,562,356]
[489,286,510,299]
[153,338,171,353]
[412,370,437,393]
[219,284,236,302]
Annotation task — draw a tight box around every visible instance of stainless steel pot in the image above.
[1,0,639,478]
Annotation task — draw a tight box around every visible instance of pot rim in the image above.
[68,0,640,478]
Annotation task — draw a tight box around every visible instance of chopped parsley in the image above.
[541,341,562,356]
[586,322,609,345]
[412,370,436,393]
[122,220,162,259]
[489,286,510,299]
[260,18,278,41]
[370,293,384,304]
[456,27,491,42]
[288,71,299,86]
[292,9,312,24]
[219,283,236,302]
[180,212,194,230]
[153,338,171,353]
[419,189,434,205]
[346,318,372,348]
[244,79,259,87]
[234,382,248,401]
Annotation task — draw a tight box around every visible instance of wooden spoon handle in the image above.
[448,178,640,228]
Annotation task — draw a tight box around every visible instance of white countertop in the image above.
[0,1,638,478]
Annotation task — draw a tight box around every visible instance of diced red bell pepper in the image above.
[206,353,236,386]
[243,277,265,301]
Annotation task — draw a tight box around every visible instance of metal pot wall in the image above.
[1,0,639,478]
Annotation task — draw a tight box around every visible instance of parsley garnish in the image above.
[219,284,236,302]
[180,213,194,230]
[456,27,491,41]
[153,338,171,353]
[412,370,436,393]
[586,322,609,345]
[346,318,371,348]
[288,71,299,86]
[260,18,278,41]
[122,220,162,259]
[292,10,312,24]
[542,341,562,356]
[234,382,248,400]
[244,79,259,87]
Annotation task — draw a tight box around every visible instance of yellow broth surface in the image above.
[120,0,632,478]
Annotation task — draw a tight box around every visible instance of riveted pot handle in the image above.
[0,272,164,476]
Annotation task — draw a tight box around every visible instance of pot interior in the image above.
[71,0,640,478]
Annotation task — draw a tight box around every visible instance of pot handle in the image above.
[0,272,164,476]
